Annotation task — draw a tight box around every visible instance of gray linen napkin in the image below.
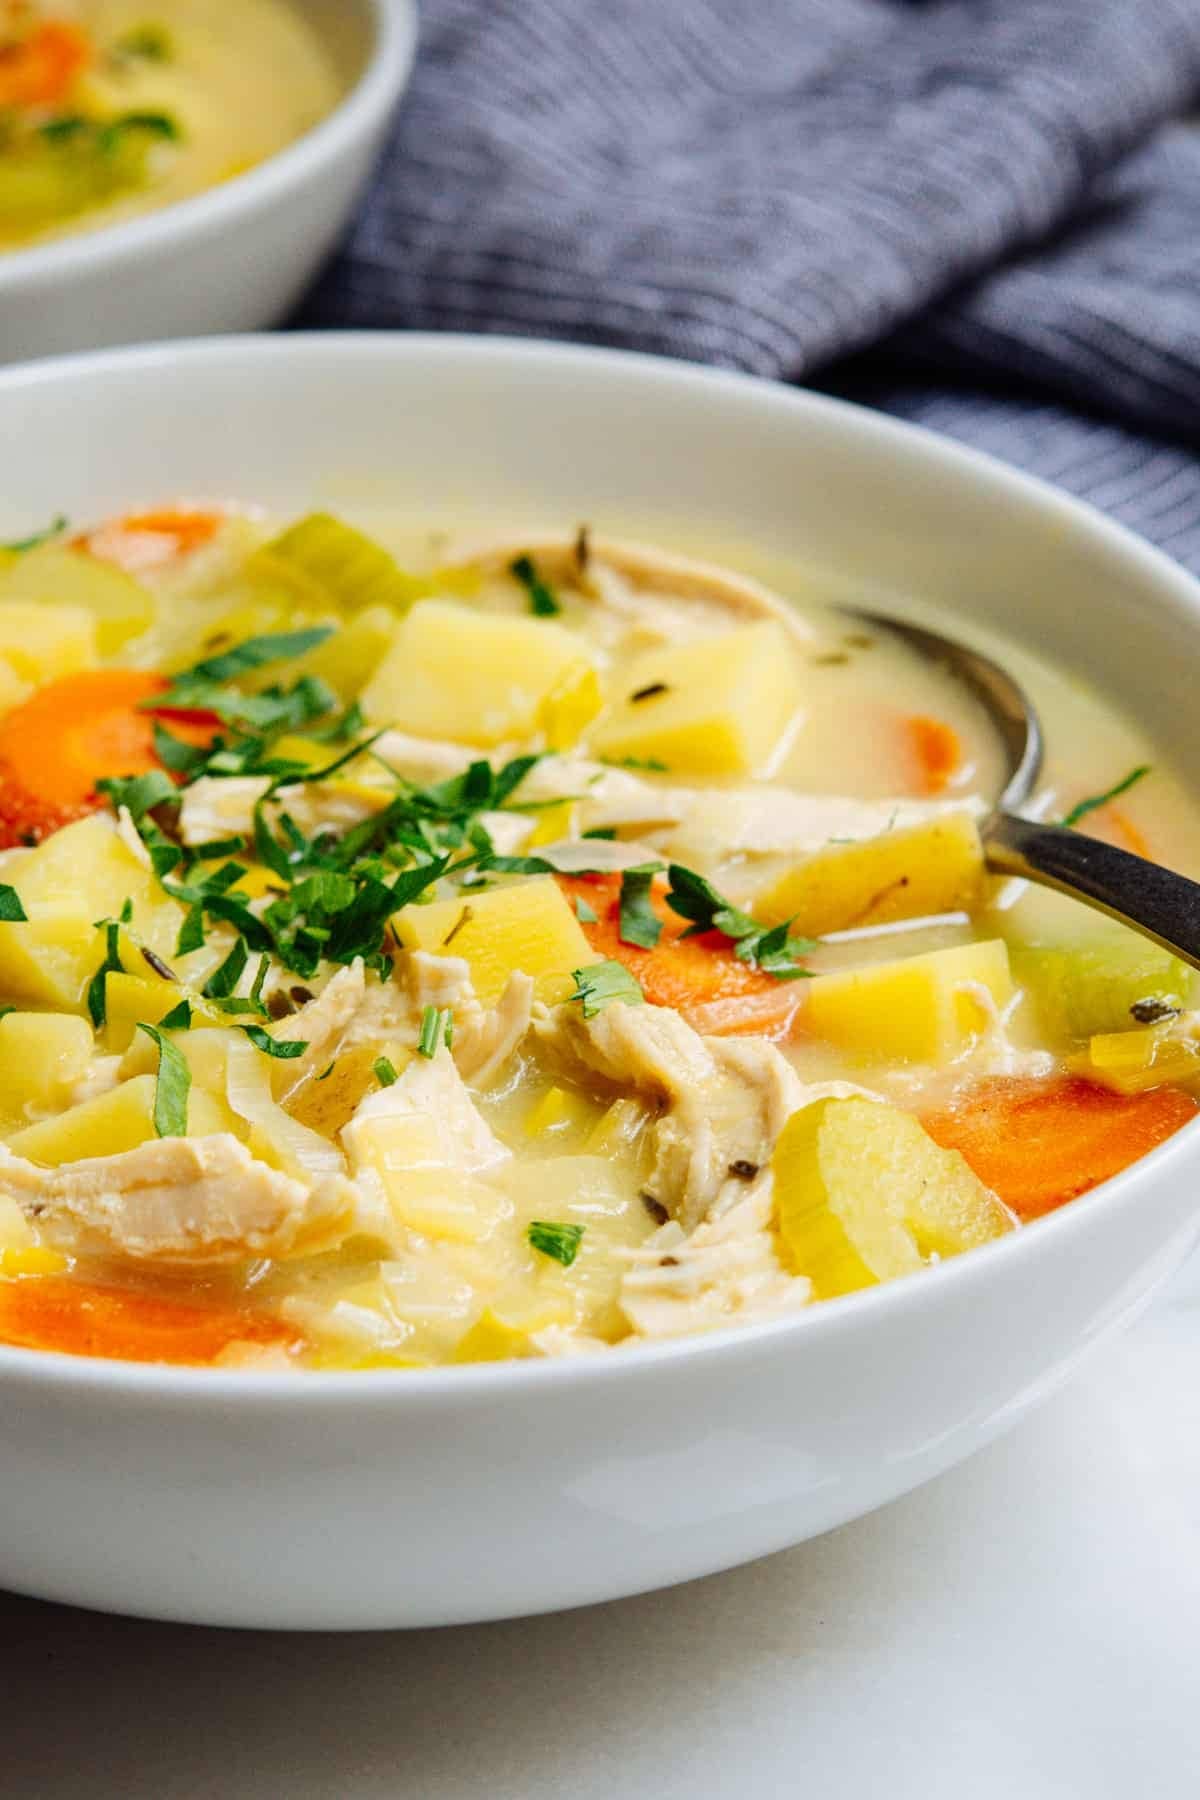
[297,0,1200,568]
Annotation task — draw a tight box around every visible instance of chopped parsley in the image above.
[136,1023,191,1137]
[510,553,561,617]
[664,864,816,980]
[528,1220,585,1267]
[418,1005,454,1058]
[158,998,193,1032]
[3,515,68,554]
[241,1025,307,1059]
[1061,765,1151,831]
[569,960,645,1018]
[0,884,28,923]
[373,1055,399,1087]
[86,913,131,1029]
[618,865,664,949]
[574,894,598,924]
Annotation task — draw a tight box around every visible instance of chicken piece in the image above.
[619,1182,812,1339]
[342,1049,510,1177]
[370,731,479,784]
[534,1002,810,1230]
[178,776,385,847]
[453,972,534,1086]
[274,962,368,1091]
[0,1135,356,1265]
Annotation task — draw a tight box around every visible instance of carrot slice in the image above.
[0,1274,301,1366]
[558,873,803,1039]
[0,21,89,109]
[0,670,217,847]
[922,1074,1198,1220]
[79,509,225,571]
[907,714,962,795]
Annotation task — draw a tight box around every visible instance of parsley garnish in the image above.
[241,1025,307,1059]
[96,769,177,824]
[510,553,561,617]
[114,24,173,61]
[528,1221,585,1267]
[618,865,664,949]
[202,934,249,1001]
[570,960,645,1018]
[374,1055,399,1087]
[1061,766,1151,831]
[87,912,131,1028]
[158,998,192,1031]
[574,894,598,924]
[137,1023,190,1137]
[0,884,28,923]
[3,515,68,554]
[418,1005,454,1057]
[664,864,816,980]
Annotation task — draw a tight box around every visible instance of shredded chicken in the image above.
[178,776,386,847]
[0,1135,355,1264]
[342,1049,510,1176]
[452,973,534,1087]
[274,962,368,1091]
[619,1181,812,1339]
[534,1001,809,1230]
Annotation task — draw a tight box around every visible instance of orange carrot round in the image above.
[922,1074,1198,1220]
[558,873,803,1040]
[0,1274,301,1366]
[78,509,225,571]
[0,669,216,847]
[0,20,89,109]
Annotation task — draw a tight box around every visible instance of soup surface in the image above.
[0,1,340,251]
[0,503,1195,1368]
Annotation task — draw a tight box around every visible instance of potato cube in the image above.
[591,619,799,777]
[0,817,184,1012]
[773,1095,1010,1297]
[7,1073,227,1165]
[0,545,154,654]
[753,811,985,934]
[802,938,1013,1063]
[539,664,603,750]
[394,876,593,1005]
[360,600,597,746]
[0,1011,93,1129]
[103,972,186,1053]
[0,601,96,685]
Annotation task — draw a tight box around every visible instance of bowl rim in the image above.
[0,328,1198,1404]
[0,0,416,292]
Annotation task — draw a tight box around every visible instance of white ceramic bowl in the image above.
[0,2,415,364]
[1,334,1199,1630]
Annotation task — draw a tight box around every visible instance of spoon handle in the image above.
[984,811,1200,971]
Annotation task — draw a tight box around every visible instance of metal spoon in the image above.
[851,610,1200,972]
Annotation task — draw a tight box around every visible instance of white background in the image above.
[3,1252,1199,1800]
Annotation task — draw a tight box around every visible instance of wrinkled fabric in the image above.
[297,1,1200,568]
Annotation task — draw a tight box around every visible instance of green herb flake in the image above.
[1061,765,1151,831]
[0,884,28,923]
[86,917,128,1029]
[242,1025,308,1059]
[574,895,598,924]
[158,998,192,1032]
[665,863,816,981]
[528,1220,585,1267]
[618,864,664,949]
[3,514,68,554]
[418,1004,453,1058]
[374,1055,399,1088]
[114,24,174,61]
[136,1023,191,1137]
[202,934,249,1001]
[96,769,177,824]
[510,553,561,617]
[569,960,645,1019]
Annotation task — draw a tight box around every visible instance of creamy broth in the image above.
[0,502,1195,1368]
[0,1,341,251]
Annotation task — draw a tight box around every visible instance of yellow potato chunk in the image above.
[539,663,603,750]
[393,876,593,1005]
[103,972,186,1053]
[360,600,597,746]
[0,545,154,654]
[0,600,96,685]
[285,1040,412,1135]
[591,619,799,776]
[0,1011,94,1130]
[452,1296,573,1363]
[7,1074,227,1166]
[263,605,399,702]
[0,817,184,1011]
[753,811,985,934]
[773,1096,1011,1298]
[802,938,1013,1063]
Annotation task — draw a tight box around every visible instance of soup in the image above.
[0,503,1194,1368]
[0,1,341,251]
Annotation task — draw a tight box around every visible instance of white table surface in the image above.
[4,1252,1200,1800]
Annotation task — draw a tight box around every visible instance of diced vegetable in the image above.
[103,971,189,1053]
[0,1011,93,1131]
[451,1297,571,1363]
[1071,1026,1200,1096]
[539,663,603,750]
[394,876,594,1005]
[0,600,96,689]
[590,619,799,776]
[0,545,154,654]
[0,816,183,1010]
[772,1095,1011,1298]
[922,1075,1199,1219]
[801,938,1013,1062]
[7,1073,227,1165]
[0,1276,301,1367]
[264,604,398,701]
[524,1084,598,1138]
[907,716,962,795]
[360,600,598,746]
[248,513,431,614]
[752,811,985,934]
[0,22,90,109]
[285,1041,412,1135]
[1012,929,1193,1042]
